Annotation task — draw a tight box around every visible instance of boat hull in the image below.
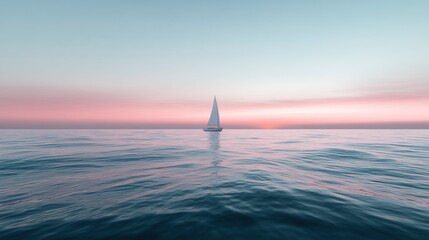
[203,127,223,132]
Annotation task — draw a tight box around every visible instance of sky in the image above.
[1,0,429,128]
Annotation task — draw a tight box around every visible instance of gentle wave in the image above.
[0,130,428,240]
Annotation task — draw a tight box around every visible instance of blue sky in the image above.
[1,1,428,128]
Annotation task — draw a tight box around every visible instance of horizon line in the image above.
[2,127,429,130]
[2,121,429,129]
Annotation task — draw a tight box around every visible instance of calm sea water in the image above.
[0,130,428,240]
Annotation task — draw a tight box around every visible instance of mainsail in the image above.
[207,96,220,127]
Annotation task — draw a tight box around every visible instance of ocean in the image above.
[0,129,428,240]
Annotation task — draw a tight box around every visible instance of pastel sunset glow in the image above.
[1,1,428,128]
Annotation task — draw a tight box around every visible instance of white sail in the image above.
[207,96,220,127]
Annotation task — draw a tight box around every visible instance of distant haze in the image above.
[1,1,428,129]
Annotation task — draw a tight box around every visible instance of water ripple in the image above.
[0,129,428,240]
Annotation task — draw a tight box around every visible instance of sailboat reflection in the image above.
[207,132,221,173]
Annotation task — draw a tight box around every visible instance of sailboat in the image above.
[203,96,223,132]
